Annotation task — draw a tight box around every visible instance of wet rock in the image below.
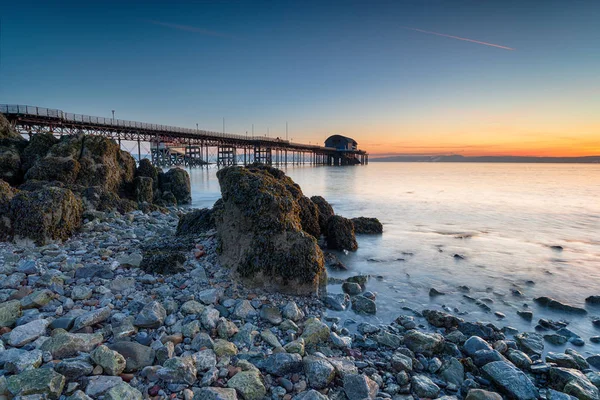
[40,330,103,359]
[55,358,94,380]
[482,361,538,400]
[304,356,336,389]
[10,187,83,245]
[194,387,239,400]
[176,208,215,236]
[84,376,123,397]
[21,133,59,173]
[549,367,599,400]
[260,305,283,324]
[264,353,303,376]
[585,296,600,305]
[464,336,493,356]
[423,309,462,329]
[534,297,587,314]
[351,295,376,314]
[298,195,321,238]
[411,374,440,398]
[587,355,600,369]
[440,357,464,386]
[0,299,22,327]
[214,166,326,295]
[134,300,166,328]
[72,306,111,330]
[351,217,383,234]
[158,356,197,384]
[227,370,266,400]
[6,368,66,399]
[506,349,533,370]
[310,195,334,232]
[7,318,49,347]
[282,301,304,322]
[159,167,191,204]
[517,310,534,321]
[134,176,153,203]
[404,330,444,355]
[301,318,330,346]
[465,389,503,400]
[104,382,143,400]
[374,330,403,348]
[515,332,544,356]
[391,353,413,372]
[326,215,358,251]
[342,281,363,295]
[91,345,126,376]
[108,341,156,372]
[139,236,191,275]
[546,353,581,370]
[325,293,350,311]
[343,373,379,400]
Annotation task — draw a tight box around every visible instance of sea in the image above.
[187,162,600,353]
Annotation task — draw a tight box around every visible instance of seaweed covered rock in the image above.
[0,179,15,240]
[351,217,383,234]
[176,208,215,236]
[0,116,27,185]
[214,166,326,295]
[134,176,153,203]
[297,195,321,238]
[140,236,194,274]
[25,157,81,184]
[21,133,59,173]
[159,167,191,205]
[9,186,83,245]
[81,187,138,213]
[326,215,358,251]
[311,195,334,232]
[136,158,159,191]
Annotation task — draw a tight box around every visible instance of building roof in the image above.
[325,134,358,145]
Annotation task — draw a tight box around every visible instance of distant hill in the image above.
[371,155,600,163]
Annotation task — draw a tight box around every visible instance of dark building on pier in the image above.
[324,135,358,151]
[324,135,366,165]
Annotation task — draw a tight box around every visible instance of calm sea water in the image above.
[189,162,600,351]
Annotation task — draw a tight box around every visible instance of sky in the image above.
[1,0,599,157]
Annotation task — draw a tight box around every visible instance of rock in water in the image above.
[214,166,326,295]
[176,208,215,236]
[159,167,191,204]
[297,195,321,238]
[533,296,587,314]
[351,217,383,234]
[482,361,538,400]
[10,186,83,245]
[326,215,358,251]
[310,195,334,232]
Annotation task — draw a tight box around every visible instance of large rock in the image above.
[134,176,153,203]
[297,195,321,238]
[0,179,14,239]
[40,329,103,359]
[0,299,22,327]
[134,301,166,328]
[140,236,193,274]
[404,330,444,356]
[24,156,81,184]
[6,368,66,399]
[214,166,326,295]
[343,373,379,400]
[326,215,358,251]
[9,186,83,244]
[482,361,539,400]
[227,370,266,400]
[136,158,159,187]
[159,167,191,204]
[310,195,334,232]
[351,217,383,234]
[304,356,336,389]
[108,341,156,372]
[176,208,215,236]
[21,133,58,172]
[91,345,127,376]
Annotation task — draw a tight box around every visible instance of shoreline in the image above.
[1,207,600,399]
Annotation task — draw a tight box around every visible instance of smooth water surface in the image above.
[189,162,600,351]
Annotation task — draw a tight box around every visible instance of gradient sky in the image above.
[1,0,599,156]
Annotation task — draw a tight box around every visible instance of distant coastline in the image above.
[370,154,600,163]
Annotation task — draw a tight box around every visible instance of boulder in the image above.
[310,195,334,232]
[81,186,138,213]
[10,186,83,244]
[297,195,320,238]
[0,179,15,240]
[326,215,358,251]
[21,133,58,172]
[136,158,159,189]
[482,361,539,400]
[343,374,379,400]
[404,330,444,356]
[534,296,587,314]
[159,167,191,204]
[108,341,156,372]
[24,156,81,184]
[227,370,266,400]
[176,208,215,236]
[214,166,326,295]
[0,143,24,185]
[6,368,66,399]
[351,217,383,234]
[134,176,153,203]
[140,236,193,274]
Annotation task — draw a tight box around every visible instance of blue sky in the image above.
[1,0,599,155]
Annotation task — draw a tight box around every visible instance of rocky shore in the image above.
[2,118,600,399]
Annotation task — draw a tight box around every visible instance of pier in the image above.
[1,105,368,167]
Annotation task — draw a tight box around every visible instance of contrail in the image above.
[402,26,515,51]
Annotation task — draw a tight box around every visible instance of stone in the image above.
[55,358,94,380]
[192,332,215,351]
[549,367,600,400]
[40,330,103,359]
[84,376,123,398]
[158,356,197,384]
[8,318,49,347]
[326,215,358,251]
[264,353,303,376]
[282,301,304,321]
[304,356,336,389]
[482,361,539,400]
[233,300,257,319]
[181,300,205,315]
[227,371,266,400]
[5,349,43,373]
[342,282,362,295]
[507,349,533,370]
[351,295,377,314]
[261,329,283,348]
[108,341,156,372]
[6,368,66,399]
[201,307,220,330]
[411,374,440,398]
[0,299,21,327]
[587,355,600,369]
[139,236,191,274]
[21,290,53,309]
[423,309,462,328]
[325,293,350,311]
[546,353,581,370]
[176,208,216,236]
[160,167,191,204]
[343,373,379,400]
[260,305,283,324]
[465,389,503,400]
[91,345,126,376]
[193,349,217,372]
[213,339,238,356]
[351,217,383,234]
[104,382,143,400]
[297,195,321,238]
[301,318,330,346]
[515,332,544,356]
[214,166,326,295]
[310,195,334,232]
[71,286,93,300]
[116,253,143,267]
[66,390,93,400]
[217,317,239,339]
[284,338,305,355]
[404,330,444,355]
[293,390,329,400]
[440,357,464,386]
[109,276,135,292]
[134,176,153,203]
[194,387,238,400]
[134,300,166,328]
[10,187,83,245]
[198,288,220,305]
[464,336,492,356]
[391,353,413,372]
[534,297,587,314]
[374,330,403,348]
[72,306,111,330]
